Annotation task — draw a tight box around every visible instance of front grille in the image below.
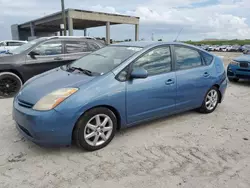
[17,99,33,108]
[237,69,250,72]
[239,62,249,68]
[18,124,33,137]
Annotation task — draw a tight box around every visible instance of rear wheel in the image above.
[228,78,239,82]
[0,72,22,98]
[73,107,117,151]
[198,87,219,114]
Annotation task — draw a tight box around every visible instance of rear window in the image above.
[200,51,213,65]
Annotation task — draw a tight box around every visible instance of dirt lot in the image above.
[0,52,250,188]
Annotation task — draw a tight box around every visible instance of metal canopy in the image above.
[19,9,139,32]
[13,9,140,44]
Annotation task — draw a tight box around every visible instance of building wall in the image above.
[11,26,57,41]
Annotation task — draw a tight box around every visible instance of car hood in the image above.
[0,53,22,63]
[234,55,250,62]
[16,68,96,104]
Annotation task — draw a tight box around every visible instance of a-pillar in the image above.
[135,24,139,41]
[106,21,110,45]
[67,17,74,36]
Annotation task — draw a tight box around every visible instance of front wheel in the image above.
[0,72,22,98]
[73,107,117,151]
[198,87,219,114]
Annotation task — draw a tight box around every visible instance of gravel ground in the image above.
[0,52,250,188]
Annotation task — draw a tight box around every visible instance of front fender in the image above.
[55,75,127,130]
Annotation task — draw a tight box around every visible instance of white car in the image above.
[0,40,27,54]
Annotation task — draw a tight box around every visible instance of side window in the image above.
[65,41,89,53]
[175,46,202,70]
[33,41,62,55]
[7,42,23,46]
[0,42,5,47]
[200,51,213,65]
[132,46,172,76]
[88,42,101,51]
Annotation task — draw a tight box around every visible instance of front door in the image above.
[24,40,65,79]
[126,46,176,124]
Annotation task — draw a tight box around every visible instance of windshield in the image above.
[68,46,143,75]
[10,38,47,54]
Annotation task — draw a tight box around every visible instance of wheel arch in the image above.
[72,104,122,141]
[212,84,222,103]
[0,69,24,83]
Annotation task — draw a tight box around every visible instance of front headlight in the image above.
[230,60,239,65]
[33,88,78,111]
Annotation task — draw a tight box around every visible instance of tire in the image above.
[198,86,220,114]
[0,72,22,98]
[73,107,117,151]
[228,78,239,82]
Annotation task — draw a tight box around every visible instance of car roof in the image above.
[111,41,210,53]
[1,40,27,43]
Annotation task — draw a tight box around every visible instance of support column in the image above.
[84,29,87,36]
[67,17,74,36]
[106,21,110,45]
[30,22,35,37]
[59,30,63,36]
[135,24,139,41]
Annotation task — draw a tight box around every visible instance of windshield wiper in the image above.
[69,66,93,76]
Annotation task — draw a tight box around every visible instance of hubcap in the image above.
[84,114,113,147]
[205,89,218,110]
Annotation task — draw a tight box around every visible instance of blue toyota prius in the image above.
[12,42,227,151]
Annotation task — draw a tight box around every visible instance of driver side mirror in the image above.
[28,51,39,59]
[130,67,148,79]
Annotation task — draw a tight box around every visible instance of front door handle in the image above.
[54,57,63,61]
[203,72,210,77]
[165,79,174,85]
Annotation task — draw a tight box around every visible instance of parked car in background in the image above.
[12,41,227,151]
[241,45,250,54]
[227,54,250,82]
[0,36,105,98]
[0,40,27,54]
[228,45,240,52]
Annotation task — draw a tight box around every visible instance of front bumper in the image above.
[227,64,250,80]
[12,98,75,147]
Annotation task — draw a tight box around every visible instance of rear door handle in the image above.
[165,79,175,85]
[203,72,210,77]
[54,57,63,61]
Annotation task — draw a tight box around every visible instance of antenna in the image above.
[174,28,183,42]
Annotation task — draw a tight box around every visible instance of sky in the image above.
[0,0,250,41]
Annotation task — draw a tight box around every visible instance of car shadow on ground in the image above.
[229,80,250,87]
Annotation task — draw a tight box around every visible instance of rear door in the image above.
[174,45,214,111]
[63,40,92,64]
[24,40,65,77]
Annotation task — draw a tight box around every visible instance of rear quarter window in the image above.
[200,51,214,65]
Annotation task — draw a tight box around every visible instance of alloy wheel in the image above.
[205,89,218,111]
[84,114,113,146]
[0,77,20,97]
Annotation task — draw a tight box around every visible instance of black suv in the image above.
[0,36,105,98]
